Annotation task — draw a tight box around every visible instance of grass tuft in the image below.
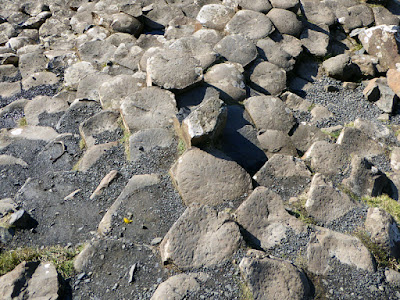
[18,117,27,127]
[0,245,83,278]
[239,279,254,300]
[177,138,186,156]
[321,129,341,140]
[79,139,86,150]
[362,194,400,224]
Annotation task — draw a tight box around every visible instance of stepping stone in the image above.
[225,10,274,40]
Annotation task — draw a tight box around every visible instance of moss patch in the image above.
[0,245,83,278]
[177,138,186,156]
[362,194,400,223]
[18,117,27,127]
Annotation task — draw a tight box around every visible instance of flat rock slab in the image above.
[253,154,312,199]
[24,95,69,126]
[196,4,235,30]
[306,173,358,224]
[160,204,242,270]
[120,87,177,132]
[249,61,287,96]
[0,261,60,300]
[147,49,203,90]
[214,34,257,67]
[170,147,252,206]
[151,273,209,300]
[239,251,311,300]
[244,95,295,133]
[236,187,306,250]
[307,226,376,275]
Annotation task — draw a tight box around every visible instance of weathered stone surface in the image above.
[0,261,60,300]
[306,173,357,224]
[151,273,209,300]
[0,126,59,149]
[281,91,312,112]
[253,155,312,198]
[165,16,196,40]
[303,141,349,175]
[236,187,306,249]
[354,118,390,142]
[351,54,378,78]
[0,81,21,98]
[225,10,274,40]
[21,71,59,90]
[307,227,376,275]
[358,25,400,71]
[338,4,374,32]
[18,50,47,79]
[322,54,357,81]
[257,129,297,157]
[170,147,252,206]
[129,128,174,162]
[385,269,400,286]
[300,22,330,57]
[169,36,217,70]
[387,68,400,98]
[204,62,246,102]
[147,49,203,90]
[391,147,400,172]
[179,97,227,147]
[372,6,400,26]
[244,95,295,133]
[196,4,235,30]
[111,12,142,36]
[256,38,296,72]
[337,127,385,158]
[120,87,177,132]
[76,73,113,102]
[249,61,286,96]
[63,61,97,90]
[111,44,144,72]
[363,77,398,113]
[224,0,272,13]
[365,207,400,258]
[291,124,328,154]
[270,0,299,10]
[300,0,336,26]
[239,251,311,300]
[24,95,68,126]
[79,110,120,148]
[77,142,118,172]
[98,73,146,109]
[214,34,257,67]
[266,8,302,37]
[192,28,223,46]
[342,156,389,198]
[160,204,242,269]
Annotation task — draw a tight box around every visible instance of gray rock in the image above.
[192,28,223,46]
[76,73,113,102]
[129,128,174,162]
[300,22,330,57]
[0,198,18,218]
[300,0,336,26]
[266,8,302,37]
[170,147,252,206]
[0,126,59,149]
[147,49,203,90]
[18,50,47,79]
[160,204,242,269]
[306,226,376,275]
[77,39,117,68]
[196,4,235,30]
[169,36,217,70]
[0,155,28,167]
[372,6,400,26]
[385,269,400,286]
[256,38,296,72]
[144,2,185,30]
[64,61,97,90]
[165,16,196,40]
[270,0,299,10]
[120,87,177,132]
[151,273,209,300]
[39,17,70,38]
[21,71,59,90]
[24,95,68,126]
[303,141,349,175]
[291,124,328,154]
[0,261,61,299]
[354,118,390,143]
[236,187,306,249]
[0,65,18,80]
[253,154,312,198]
[257,129,297,157]
[77,142,118,172]
[281,91,313,112]
[365,207,400,258]
[98,73,146,110]
[239,251,311,300]
[278,34,303,59]
[306,173,357,224]
[225,10,274,40]
[111,12,142,36]
[224,0,272,13]
[178,96,227,147]
[105,32,137,48]
[204,62,246,102]
[322,54,357,81]
[244,95,295,133]
[249,60,286,96]
[111,44,144,72]
[358,25,400,71]
[337,127,386,158]
[79,110,120,148]
[310,105,334,123]
[351,54,379,78]
[214,34,257,67]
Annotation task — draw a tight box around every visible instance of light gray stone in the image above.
[24,95,68,126]
[21,72,59,90]
[291,124,328,154]
[225,10,274,40]
[170,147,252,206]
[77,142,118,172]
[266,8,302,37]
[306,173,357,224]
[256,38,296,72]
[111,12,143,36]
[196,4,235,30]
[257,129,297,157]
[249,61,286,96]
[160,204,242,269]
[300,0,336,26]
[300,22,330,57]
[214,34,257,67]
[244,95,295,133]
[307,227,376,275]
[64,61,97,90]
[224,0,272,13]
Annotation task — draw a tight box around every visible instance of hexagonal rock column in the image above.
[170,147,252,206]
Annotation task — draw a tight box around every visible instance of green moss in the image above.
[321,129,341,140]
[354,228,391,268]
[351,43,363,52]
[239,279,254,300]
[338,184,360,202]
[289,197,317,225]
[0,245,83,278]
[307,103,316,112]
[362,194,400,223]
[18,117,27,127]
[177,139,186,156]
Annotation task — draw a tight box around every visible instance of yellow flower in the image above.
[123,217,133,224]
